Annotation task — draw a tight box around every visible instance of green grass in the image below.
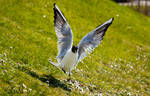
[0,0,150,95]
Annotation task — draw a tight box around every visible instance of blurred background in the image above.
[113,0,150,16]
[0,0,150,95]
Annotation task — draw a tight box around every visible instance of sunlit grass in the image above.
[0,0,150,95]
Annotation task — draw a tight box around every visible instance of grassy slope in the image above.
[0,0,150,95]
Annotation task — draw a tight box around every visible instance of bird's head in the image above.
[72,45,78,53]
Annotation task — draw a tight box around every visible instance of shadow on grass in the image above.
[20,68,71,92]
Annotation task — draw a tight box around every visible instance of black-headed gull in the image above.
[49,3,114,80]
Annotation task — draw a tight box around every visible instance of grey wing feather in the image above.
[76,18,114,66]
[54,4,73,62]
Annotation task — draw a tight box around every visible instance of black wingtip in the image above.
[53,3,57,24]
[111,17,114,23]
[54,3,56,7]
[53,3,57,16]
[53,3,58,12]
[53,3,56,11]
[107,17,114,25]
[112,17,114,21]
[53,3,56,12]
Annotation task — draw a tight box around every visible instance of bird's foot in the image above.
[49,58,61,70]
[67,78,71,82]
[49,58,52,62]
[67,73,72,82]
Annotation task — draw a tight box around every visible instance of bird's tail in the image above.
[49,59,62,70]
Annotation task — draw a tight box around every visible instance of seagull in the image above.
[49,3,114,80]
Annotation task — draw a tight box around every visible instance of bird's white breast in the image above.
[60,50,78,73]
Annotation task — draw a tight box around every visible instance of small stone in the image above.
[116,14,119,17]
[85,86,89,90]
[98,92,103,96]
[22,83,27,89]
[4,70,7,73]
[46,80,49,83]
[79,88,84,93]
[127,26,132,29]
[127,92,131,96]
[3,53,7,56]
[68,87,72,91]
[17,26,21,29]
[23,89,27,93]
[43,15,46,18]
[10,46,13,49]
[28,88,32,92]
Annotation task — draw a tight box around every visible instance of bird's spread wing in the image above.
[54,4,73,62]
[75,18,114,66]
